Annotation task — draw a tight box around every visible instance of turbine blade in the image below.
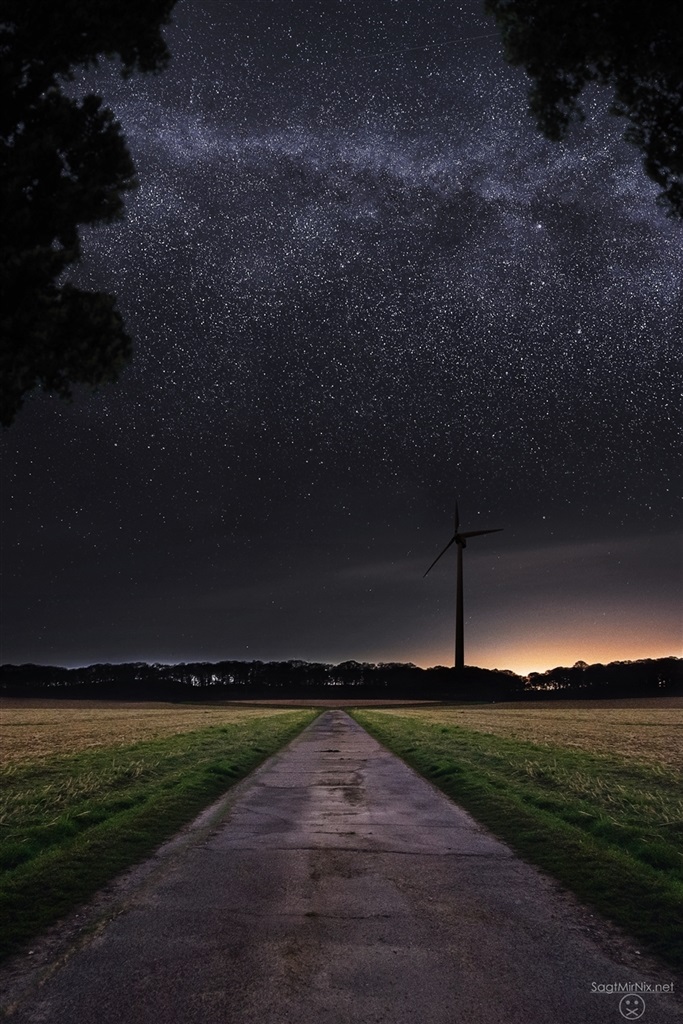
[459,528,503,538]
[455,502,460,532]
[424,535,456,576]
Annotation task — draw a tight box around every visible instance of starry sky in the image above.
[1,0,681,675]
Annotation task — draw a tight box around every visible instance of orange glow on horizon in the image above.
[409,621,681,676]
[330,533,683,677]
[410,637,681,676]
[475,640,680,676]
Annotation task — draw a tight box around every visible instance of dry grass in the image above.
[368,697,683,772]
[0,700,305,766]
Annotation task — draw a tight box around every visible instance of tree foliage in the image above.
[1,657,679,700]
[1,1,178,426]
[486,0,683,216]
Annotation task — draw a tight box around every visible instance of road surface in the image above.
[1,711,679,1023]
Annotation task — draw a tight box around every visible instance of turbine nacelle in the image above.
[424,527,502,576]
[457,527,503,550]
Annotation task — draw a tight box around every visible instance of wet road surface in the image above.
[1,711,680,1023]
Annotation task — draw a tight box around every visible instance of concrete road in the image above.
[1,711,680,1023]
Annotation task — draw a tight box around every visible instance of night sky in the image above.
[1,0,681,675]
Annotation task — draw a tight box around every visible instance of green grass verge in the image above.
[352,710,683,974]
[0,710,317,961]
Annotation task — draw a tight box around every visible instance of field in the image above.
[2,698,681,974]
[370,697,683,770]
[0,699,311,764]
[0,701,317,961]
[352,699,683,973]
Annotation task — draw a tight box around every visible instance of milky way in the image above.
[2,0,681,672]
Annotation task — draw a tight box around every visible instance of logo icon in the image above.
[619,994,646,1019]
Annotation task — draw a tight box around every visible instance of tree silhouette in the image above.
[1,1,178,426]
[486,0,683,217]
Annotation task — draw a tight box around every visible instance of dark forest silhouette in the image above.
[486,0,683,217]
[0,1,178,426]
[0,657,679,701]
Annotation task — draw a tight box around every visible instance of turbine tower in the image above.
[424,504,502,671]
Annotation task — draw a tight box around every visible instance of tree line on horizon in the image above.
[0,657,679,701]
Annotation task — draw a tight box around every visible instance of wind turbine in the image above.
[424,504,502,671]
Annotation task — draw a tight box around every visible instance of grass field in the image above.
[0,699,311,764]
[0,702,317,961]
[376,697,683,770]
[352,699,683,974]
